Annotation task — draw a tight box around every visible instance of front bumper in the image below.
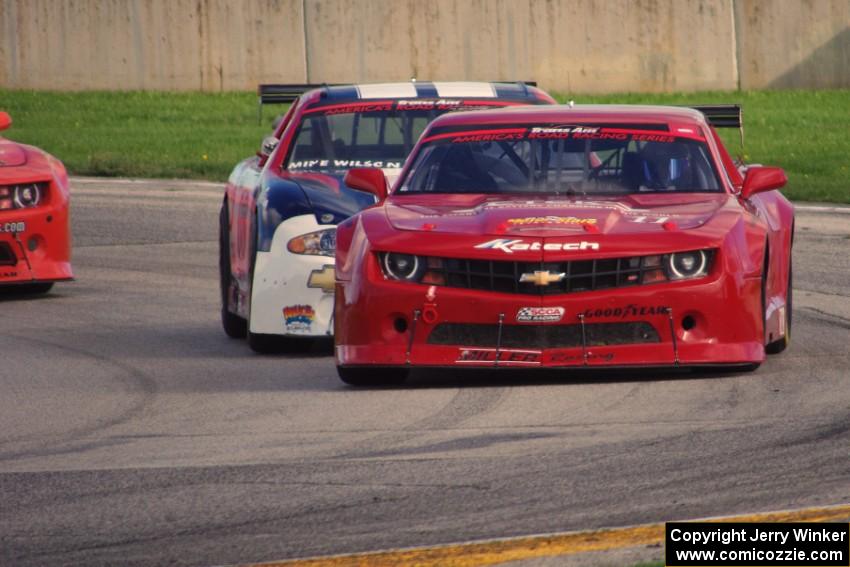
[0,204,72,286]
[249,214,336,337]
[335,267,765,368]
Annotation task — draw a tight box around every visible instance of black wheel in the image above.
[7,282,54,294]
[766,258,792,354]
[219,202,247,338]
[337,366,409,387]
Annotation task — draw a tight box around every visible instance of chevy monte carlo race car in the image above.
[220,81,555,352]
[0,111,72,294]
[333,104,794,385]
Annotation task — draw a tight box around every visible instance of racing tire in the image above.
[219,202,248,339]
[766,259,792,355]
[337,366,409,387]
[6,282,54,294]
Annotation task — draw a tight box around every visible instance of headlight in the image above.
[14,184,41,208]
[0,184,44,210]
[382,253,426,281]
[380,253,445,284]
[665,250,711,280]
[287,228,336,257]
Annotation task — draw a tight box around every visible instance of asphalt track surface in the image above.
[1,177,849,567]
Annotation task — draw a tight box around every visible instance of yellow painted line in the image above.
[249,503,850,567]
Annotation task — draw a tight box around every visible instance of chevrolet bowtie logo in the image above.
[308,265,336,293]
[519,270,566,286]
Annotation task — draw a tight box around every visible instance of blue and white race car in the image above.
[220,81,555,352]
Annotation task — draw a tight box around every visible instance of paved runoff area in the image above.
[1,177,849,566]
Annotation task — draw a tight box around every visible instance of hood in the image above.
[384,193,735,237]
[0,139,28,167]
[281,171,378,223]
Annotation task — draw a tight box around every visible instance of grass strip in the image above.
[1,89,847,203]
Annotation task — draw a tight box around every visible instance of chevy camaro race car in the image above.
[0,111,72,294]
[334,104,794,385]
[220,81,555,352]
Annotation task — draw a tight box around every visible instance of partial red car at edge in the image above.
[334,104,794,386]
[0,111,72,294]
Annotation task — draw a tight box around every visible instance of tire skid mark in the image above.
[0,335,158,462]
[331,387,509,459]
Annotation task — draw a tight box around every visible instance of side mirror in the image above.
[741,166,787,199]
[344,167,388,201]
[0,112,11,131]
[256,136,279,165]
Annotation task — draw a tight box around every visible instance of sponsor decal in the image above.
[474,239,600,254]
[451,132,526,143]
[290,159,403,170]
[426,126,681,145]
[0,221,25,233]
[527,126,599,139]
[581,304,669,319]
[307,265,336,294]
[396,99,463,110]
[315,102,394,115]
[308,99,511,116]
[456,348,541,365]
[517,306,565,323]
[519,271,566,286]
[778,305,786,336]
[627,215,671,224]
[549,351,615,363]
[0,271,18,277]
[283,304,315,332]
[507,216,597,226]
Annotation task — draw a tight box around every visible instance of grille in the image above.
[0,242,17,266]
[428,322,660,349]
[430,255,656,295]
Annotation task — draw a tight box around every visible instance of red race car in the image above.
[0,111,72,294]
[334,104,794,385]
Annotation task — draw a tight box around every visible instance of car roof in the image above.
[311,81,547,102]
[426,104,711,128]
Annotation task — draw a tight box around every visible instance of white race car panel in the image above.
[433,82,496,98]
[250,214,336,337]
[356,83,418,99]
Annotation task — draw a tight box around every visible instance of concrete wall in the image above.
[0,0,307,90]
[1,0,848,92]
[735,0,850,89]
[304,0,739,93]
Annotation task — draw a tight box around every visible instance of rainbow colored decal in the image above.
[283,304,315,332]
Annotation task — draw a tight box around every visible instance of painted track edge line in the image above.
[795,204,850,214]
[234,502,850,567]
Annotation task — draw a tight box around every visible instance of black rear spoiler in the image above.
[689,104,744,146]
[257,83,340,124]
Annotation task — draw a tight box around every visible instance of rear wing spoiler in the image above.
[689,104,744,147]
[257,83,339,124]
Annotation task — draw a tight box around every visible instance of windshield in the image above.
[286,101,513,173]
[398,124,723,194]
